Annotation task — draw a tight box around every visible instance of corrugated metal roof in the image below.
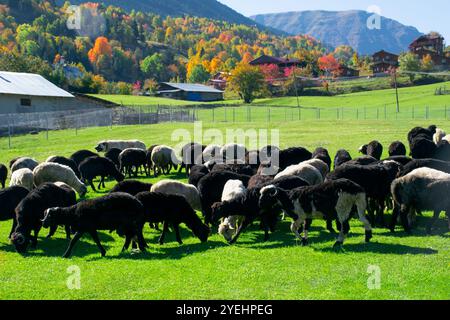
[0,71,74,98]
[162,82,223,93]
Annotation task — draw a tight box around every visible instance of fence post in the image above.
[337,108,339,120]
[384,105,387,120]
[268,107,270,123]
[110,110,113,129]
[233,108,235,123]
[356,109,359,120]
[8,115,11,149]
[139,106,142,125]
[212,108,215,122]
[377,108,379,120]
[426,106,429,120]
[46,116,49,140]
[299,108,301,121]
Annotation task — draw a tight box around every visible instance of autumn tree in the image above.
[188,64,210,83]
[318,54,340,77]
[88,36,113,78]
[229,63,265,103]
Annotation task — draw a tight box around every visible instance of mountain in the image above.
[54,0,257,26]
[251,10,423,55]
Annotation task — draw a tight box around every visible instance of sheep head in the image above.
[11,232,29,253]
[95,142,107,152]
[41,207,60,228]
[258,185,279,210]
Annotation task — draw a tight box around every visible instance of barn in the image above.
[157,82,224,102]
[0,71,96,114]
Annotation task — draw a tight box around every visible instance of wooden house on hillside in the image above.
[409,33,448,66]
[249,55,302,69]
[372,50,399,74]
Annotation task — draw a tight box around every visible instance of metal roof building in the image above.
[157,82,224,102]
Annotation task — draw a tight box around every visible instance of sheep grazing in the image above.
[259,179,372,248]
[312,147,332,169]
[359,141,383,160]
[334,149,352,168]
[110,180,153,196]
[388,141,407,157]
[11,183,76,253]
[119,148,148,177]
[220,143,247,163]
[11,157,39,173]
[41,193,147,258]
[277,147,312,170]
[188,165,209,187]
[180,142,205,175]
[151,145,180,176]
[197,171,251,224]
[0,164,7,188]
[302,159,329,179]
[33,162,87,196]
[391,168,450,234]
[70,150,98,167]
[217,180,247,242]
[104,148,122,168]
[151,180,201,211]
[0,186,29,238]
[9,168,34,191]
[78,156,124,192]
[398,158,450,177]
[46,156,81,178]
[95,140,146,152]
[275,163,323,186]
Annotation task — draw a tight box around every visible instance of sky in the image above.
[218,0,450,41]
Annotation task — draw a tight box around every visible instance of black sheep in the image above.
[79,156,125,191]
[434,141,450,161]
[105,148,122,168]
[312,147,332,169]
[136,192,210,244]
[211,163,255,176]
[407,125,436,145]
[47,156,81,178]
[70,150,98,167]
[119,148,148,177]
[333,149,352,169]
[145,145,158,173]
[410,137,437,159]
[0,164,7,188]
[197,171,251,224]
[188,165,209,187]
[398,158,450,177]
[277,147,312,170]
[0,186,29,238]
[388,141,407,157]
[383,156,413,166]
[41,193,147,258]
[10,183,76,253]
[9,157,21,169]
[345,156,378,166]
[248,175,274,189]
[110,180,153,196]
[359,141,383,160]
[179,143,205,176]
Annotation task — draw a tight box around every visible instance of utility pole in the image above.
[393,68,400,113]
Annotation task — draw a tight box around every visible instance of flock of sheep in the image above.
[1,124,450,258]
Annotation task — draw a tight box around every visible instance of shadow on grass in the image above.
[316,242,439,255]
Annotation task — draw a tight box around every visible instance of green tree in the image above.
[229,63,266,103]
[398,52,420,82]
[187,64,210,83]
[140,53,164,80]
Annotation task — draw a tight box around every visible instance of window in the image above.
[20,98,31,106]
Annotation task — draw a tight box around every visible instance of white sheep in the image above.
[151,145,180,176]
[11,157,39,173]
[151,180,201,211]
[301,159,329,179]
[275,163,323,185]
[9,168,34,191]
[218,180,246,241]
[33,162,87,196]
[95,140,146,152]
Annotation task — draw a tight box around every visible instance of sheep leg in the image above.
[173,224,183,245]
[301,219,312,246]
[89,230,106,257]
[158,221,169,245]
[123,235,132,252]
[88,180,97,192]
[399,206,412,234]
[46,225,58,239]
[64,225,71,240]
[229,217,253,244]
[62,232,83,258]
[375,199,386,228]
[355,194,372,243]
[390,206,400,232]
[31,227,40,248]
[260,216,270,242]
[426,210,442,234]
[326,219,336,234]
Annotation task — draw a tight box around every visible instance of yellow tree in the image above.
[229,63,266,103]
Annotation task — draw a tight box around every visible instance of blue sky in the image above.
[219,0,450,41]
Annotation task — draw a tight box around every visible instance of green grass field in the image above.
[0,118,449,300]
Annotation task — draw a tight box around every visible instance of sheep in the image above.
[151,145,180,176]
[202,144,222,163]
[391,168,450,234]
[180,142,205,175]
[388,141,407,157]
[275,163,323,186]
[33,162,87,196]
[9,157,21,169]
[145,144,159,173]
[277,147,312,170]
[46,156,81,178]
[188,164,209,187]
[327,161,402,227]
[345,156,378,166]
[334,149,352,168]
[41,193,147,258]
[312,147,332,169]
[410,137,437,159]
[408,125,437,145]
[248,175,274,189]
[398,158,450,177]
[383,156,413,166]
[9,168,34,191]
[151,180,201,211]
[136,192,210,244]
[259,179,373,247]
[110,180,153,196]
[10,183,76,253]
[70,150,98,167]
[0,164,7,188]
[95,140,146,152]
[359,141,383,160]
[197,171,251,224]
[217,180,247,242]
[104,148,122,168]
[78,156,124,192]
[211,163,255,176]
[11,157,39,173]
[434,141,450,161]
[119,148,148,177]
[0,186,29,238]
[220,143,247,163]
[301,159,329,179]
